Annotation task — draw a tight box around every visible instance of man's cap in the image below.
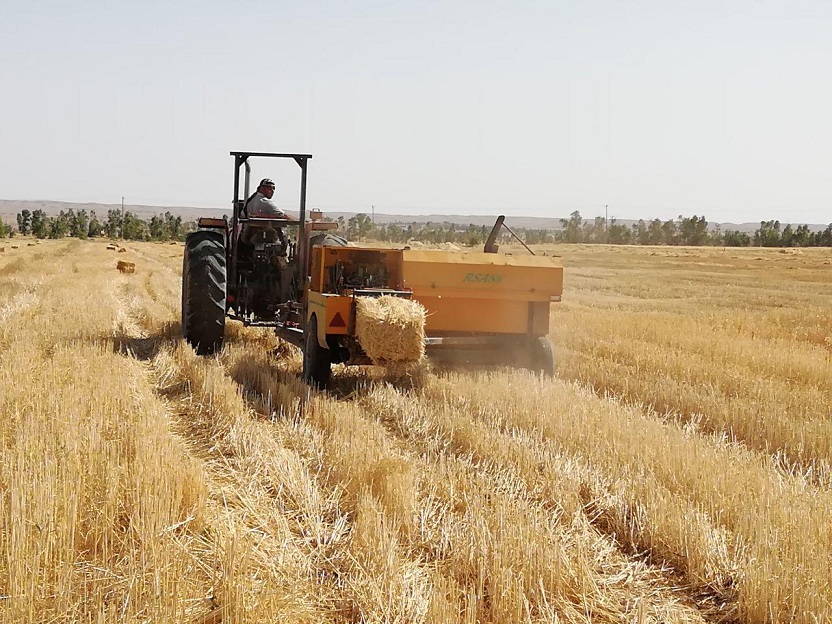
[259,178,275,188]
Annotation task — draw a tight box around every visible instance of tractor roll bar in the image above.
[230,151,313,319]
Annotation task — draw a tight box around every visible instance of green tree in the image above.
[122,211,149,240]
[443,224,455,243]
[347,213,373,241]
[792,224,812,247]
[49,213,70,239]
[632,219,649,245]
[722,230,751,246]
[647,219,664,245]
[678,215,708,245]
[583,217,607,243]
[106,209,123,238]
[165,212,183,240]
[524,228,553,245]
[31,209,49,238]
[16,209,32,235]
[781,224,794,247]
[661,219,678,245]
[559,210,583,243]
[608,220,632,244]
[754,220,781,247]
[70,209,89,239]
[817,224,832,247]
[149,214,168,240]
[88,211,103,237]
[385,223,404,243]
[461,224,485,247]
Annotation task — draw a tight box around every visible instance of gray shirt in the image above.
[245,192,286,218]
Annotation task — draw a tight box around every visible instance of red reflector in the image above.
[329,312,347,328]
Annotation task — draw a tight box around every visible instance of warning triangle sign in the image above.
[329,312,347,328]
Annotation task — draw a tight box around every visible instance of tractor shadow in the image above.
[112,321,181,361]
[219,321,428,403]
[327,362,431,401]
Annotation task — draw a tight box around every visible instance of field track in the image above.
[1,239,831,623]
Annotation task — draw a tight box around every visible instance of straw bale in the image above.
[106,244,117,250]
[355,295,426,364]
[116,260,135,274]
[118,247,127,253]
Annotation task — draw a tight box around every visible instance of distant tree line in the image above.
[5,208,831,248]
[10,209,191,241]
[556,212,832,247]
[333,211,832,248]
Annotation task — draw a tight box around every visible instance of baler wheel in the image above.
[303,315,331,388]
[530,337,555,377]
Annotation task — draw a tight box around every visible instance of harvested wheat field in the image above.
[1,238,831,623]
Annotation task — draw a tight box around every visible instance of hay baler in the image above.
[303,241,563,382]
[404,248,562,373]
[181,150,562,387]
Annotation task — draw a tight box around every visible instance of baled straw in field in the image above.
[117,260,136,274]
[355,295,426,364]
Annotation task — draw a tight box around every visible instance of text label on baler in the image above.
[462,273,504,284]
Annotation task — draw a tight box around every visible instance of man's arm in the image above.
[249,196,286,219]
[265,200,287,219]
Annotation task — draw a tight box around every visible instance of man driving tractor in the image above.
[243,178,291,245]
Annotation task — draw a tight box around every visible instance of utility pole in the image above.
[605,204,609,243]
[121,196,125,239]
[371,204,375,225]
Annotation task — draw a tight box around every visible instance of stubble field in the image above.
[0,239,830,623]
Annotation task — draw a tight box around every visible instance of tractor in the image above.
[182,150,563,386]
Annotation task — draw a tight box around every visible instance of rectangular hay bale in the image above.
[117,260,135,274]
[355,295,426,364]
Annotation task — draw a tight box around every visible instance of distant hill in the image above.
[0,199,826,234]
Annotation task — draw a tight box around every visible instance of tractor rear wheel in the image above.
[303,315,331,388]
[182,231,226,355]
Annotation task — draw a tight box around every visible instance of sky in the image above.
[1,0,831,224]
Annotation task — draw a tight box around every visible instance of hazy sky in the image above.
[1,0,830,224]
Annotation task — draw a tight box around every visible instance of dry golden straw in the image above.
[3,239,832,623]
[355,295,426,364]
